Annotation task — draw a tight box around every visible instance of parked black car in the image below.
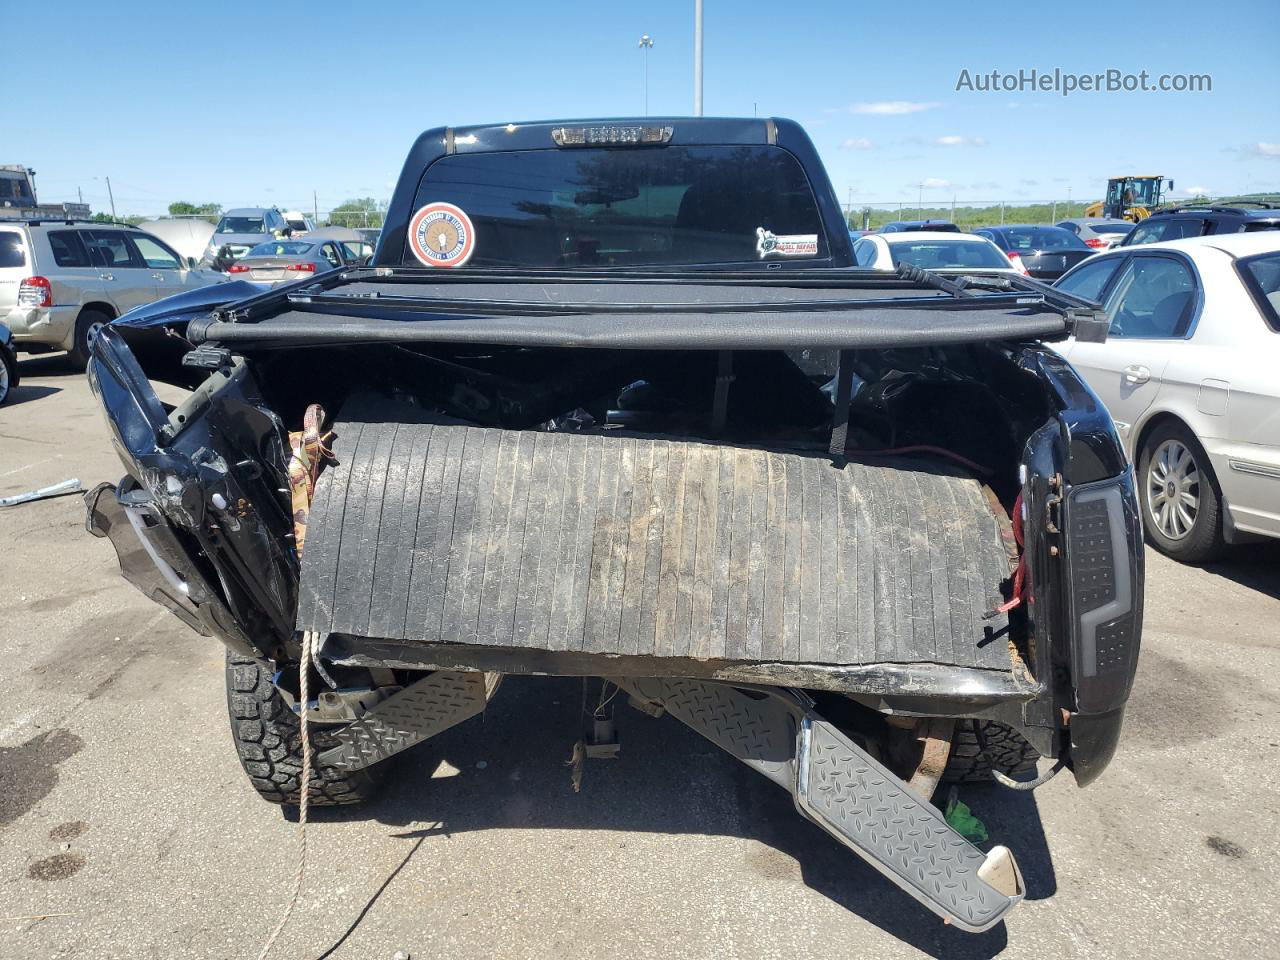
[973,224,1096,280]
[83,116,1143,935]
[0,321,19,405]
[1119,204,1280,246]
[878,219,961,233]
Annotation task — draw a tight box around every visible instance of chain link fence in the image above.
[843,200,1096,232]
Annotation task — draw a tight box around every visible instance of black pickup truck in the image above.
[84,117,1142,933]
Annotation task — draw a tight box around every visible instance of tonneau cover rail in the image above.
[189,264,1106,350]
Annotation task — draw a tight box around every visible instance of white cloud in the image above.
[841,137,876,150]
[1248,142,1280,158]
[915,178,955,190]
[848,100,941,115]
[935,135,986,147]
[1019,178,1039,186]
[1184,185,1211,196]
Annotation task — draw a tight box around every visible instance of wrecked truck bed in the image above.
[300,415,1026,701]
[85,264,1142,932]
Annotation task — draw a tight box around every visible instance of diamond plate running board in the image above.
[614,677,1023,932]
[318,671,501,772]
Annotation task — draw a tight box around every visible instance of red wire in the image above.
[996,491,1026,614]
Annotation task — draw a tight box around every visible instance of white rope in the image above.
[256,630,316,960]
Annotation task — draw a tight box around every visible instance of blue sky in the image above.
[9,0,1278,216]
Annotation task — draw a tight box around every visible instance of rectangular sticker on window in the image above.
[756,228,818,258]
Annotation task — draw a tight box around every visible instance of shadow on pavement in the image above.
[1,383,62,407]
[307,675,1056,958]
[17,353,76,377]
[1200,541,1280,601]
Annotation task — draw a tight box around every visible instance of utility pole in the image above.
[106,176,117,220]
[639,35,654,116]
[313,190,319,224]
[693,0,704,116]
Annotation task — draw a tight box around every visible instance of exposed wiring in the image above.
[984,492,1026,618]
[972,719,1065,791]
[847,444,993,478]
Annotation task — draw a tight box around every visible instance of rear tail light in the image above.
[228,263,249,273]
[1065,480,1142,713]
[1084,238,1109,249]
[286,263,316,273]
[18,276,53,307]
[1005,252,1030,275]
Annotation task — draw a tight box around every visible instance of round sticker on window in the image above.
[407,202,475,268]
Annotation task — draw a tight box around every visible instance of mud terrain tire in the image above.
[942,721,1040,784]
[225,652,382,806]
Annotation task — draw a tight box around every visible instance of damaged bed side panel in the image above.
[86,326,299,659]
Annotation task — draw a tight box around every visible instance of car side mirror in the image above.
[185,256,198,269]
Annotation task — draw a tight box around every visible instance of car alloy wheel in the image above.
[84,318,106,351]
[1146,438,1200,540]
[0,355,10,404]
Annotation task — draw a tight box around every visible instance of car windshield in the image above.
[998,227,1089,251]
[411,145,826,267]
[286,219,309,231]
[888,239,1009,269]
[247,241,313,257]
[217,216,267,234]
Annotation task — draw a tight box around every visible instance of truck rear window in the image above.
[0,230,24,268]
[410,145,826,268]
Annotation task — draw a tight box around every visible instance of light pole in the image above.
[639,34,654,116]
[693,0,703,116]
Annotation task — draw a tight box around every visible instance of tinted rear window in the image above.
[888,239,1009,269]
[0,230,24,268]
[1090,222,1134,235]
[1237,251,1280,332]
[1126,218,1206,245]
[47,230,90,267]
[216,216,267,234]
[410,145,826,267]
[1243,220,1280,233]
[248,241,314,256]
[997,227,1089,251]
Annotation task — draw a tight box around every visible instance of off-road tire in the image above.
[942,721,1039,784]
[1138,420,1225,564]
[67,309,111,371]
[225,652,382,806]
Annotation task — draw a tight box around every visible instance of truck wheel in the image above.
[67,309,111,371]
[942,721,1039,784]
[225,652,382,806]
[1138,421,1225,564]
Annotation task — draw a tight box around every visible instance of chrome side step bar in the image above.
[616,677,1023,933]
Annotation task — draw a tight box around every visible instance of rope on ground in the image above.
[255,629,316,960]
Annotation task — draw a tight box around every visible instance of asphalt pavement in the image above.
[1,355,1277,960]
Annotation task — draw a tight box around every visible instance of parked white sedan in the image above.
[853,231,1020,274]
[1053,232,1280,562]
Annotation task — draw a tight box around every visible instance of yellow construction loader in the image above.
[1084,176,1175,221]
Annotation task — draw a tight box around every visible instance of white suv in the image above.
[0,219,224,368]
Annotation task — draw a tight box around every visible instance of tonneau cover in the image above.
[297,418,1017,674]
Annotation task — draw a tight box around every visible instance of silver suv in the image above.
[0,219,224,368]
[206,207,293,262]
